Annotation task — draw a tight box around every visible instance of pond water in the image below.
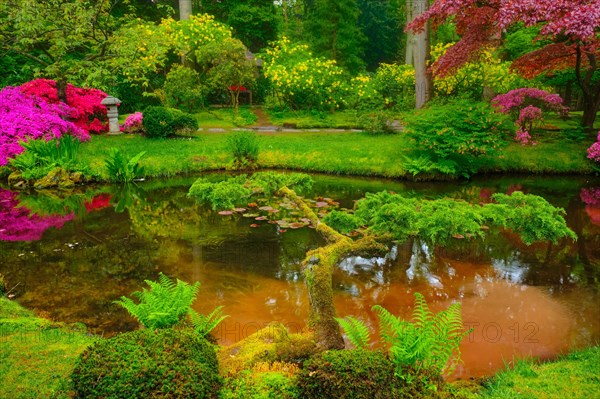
[1,173,599,379]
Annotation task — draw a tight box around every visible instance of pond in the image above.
[1,173,599,379]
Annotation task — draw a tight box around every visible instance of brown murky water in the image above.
[1,173,599,379]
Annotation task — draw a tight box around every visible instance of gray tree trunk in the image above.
[179,0,192,20]
[404,0,414,65]
[411,0,432,109]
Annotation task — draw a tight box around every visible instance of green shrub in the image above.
[295,349,401,399]
[143,106,175,138]
[403,99,513,176]
[71,328,222,398]
[105,148,146,183]
[323,210,363,234]
[360,111,394,135]
[115,272,200,329]
[170,108,200,132]
[163,65,205,112]
[226,131,260,168]
[10,135,83,179]
[188,175,252,210]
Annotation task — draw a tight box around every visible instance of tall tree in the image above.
[200,0,278,52]
[408,0,600,129]
[407,0,432,108]
[357,0,402,71]
[179,0,192,20]
[0,0,123,101]
[304,0,366,74]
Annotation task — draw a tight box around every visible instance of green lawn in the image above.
[0,298,94,399]
[78,129,595,181]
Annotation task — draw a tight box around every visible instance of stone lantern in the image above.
[101,96,121,134]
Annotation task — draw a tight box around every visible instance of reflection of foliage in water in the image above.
[0,188,74,241]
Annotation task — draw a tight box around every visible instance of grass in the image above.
[479,347,600,399]
[266,109,362,129]
[0,298,94,399]
[78,128,595,181]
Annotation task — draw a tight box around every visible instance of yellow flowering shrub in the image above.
[431,43,527,97]
[263,37,348,110]
[372,63,415,110]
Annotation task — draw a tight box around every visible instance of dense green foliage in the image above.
[226,131,260,167]
[10,136,84,180]
[115,272,200,329]
[104,148,146,183]
[188,172,314,210]
[374,293,467,377]
[71,328,222,399]
[296,349,400,399]
[323,210,363,234]
[404,99,514,176]
[143,106,176,139]
[163,65,205,112]
[332,190,577,246]
[221,369,298,399]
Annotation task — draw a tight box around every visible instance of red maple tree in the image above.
[408,0,600,129]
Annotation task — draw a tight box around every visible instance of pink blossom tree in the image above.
[408,0,600,129]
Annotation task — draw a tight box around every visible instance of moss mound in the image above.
[295,349,401,399]
[71,328,221,398]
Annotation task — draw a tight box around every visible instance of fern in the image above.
[335,316,371,349]
[190,306,229,337]
[373,292,470,378]
[115,273,200,329]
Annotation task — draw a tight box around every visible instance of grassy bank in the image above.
[1,298,598,398]
[77,129,595,181]
[0,298,94,399]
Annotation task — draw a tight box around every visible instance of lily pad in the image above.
[289,222,306,229]
[259,205,275,211]
[234,208,247,213]
[242,213,259,218]
[218,210,234,216]
[255,216,267,221]
[315,202,329,208]
[250,223,260,228]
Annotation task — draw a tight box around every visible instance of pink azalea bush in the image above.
[121,112,144,134]
[0,86,89,166]
[19,79,109,135]
[0,189,74,242]
[587,131,600,163]
[492,88,568,145]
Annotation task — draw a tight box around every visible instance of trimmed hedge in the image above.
[143,107,198,138]
[71,328,221,398]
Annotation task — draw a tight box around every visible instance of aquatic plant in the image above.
[115,272,200,329]
[104,148,146,183]
[10,135,83,180]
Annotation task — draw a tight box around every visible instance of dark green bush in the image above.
[143,106,175,139]
[170,108,200,132]
[71,328,222,398]
[295,350,401,399]
[403,99,513,176]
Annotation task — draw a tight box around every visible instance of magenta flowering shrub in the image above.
[587,131,600,163]
[121,112,144,134]
[0,86,89,166]
[580,187,600,207]
[19,79,109,135]
[0,189,74,242]
[492,88,568,145]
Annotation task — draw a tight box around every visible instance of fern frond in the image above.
[335,316,371,349]
[190,306,229,337]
